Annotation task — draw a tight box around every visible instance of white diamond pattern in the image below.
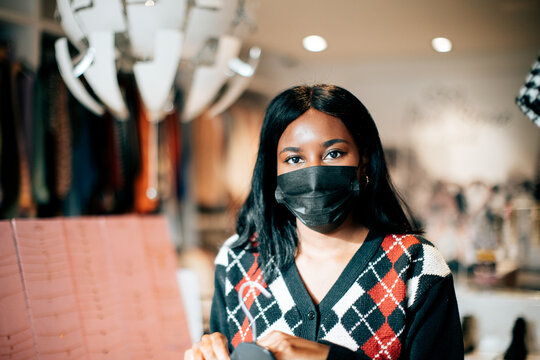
[217,234,451,359]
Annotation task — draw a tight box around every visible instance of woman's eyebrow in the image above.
[279,146,301,154]
[322,138,349,147]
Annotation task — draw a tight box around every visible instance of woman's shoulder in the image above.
[380,233,452,308]
[380,233,451,278]
[381,233,447,261]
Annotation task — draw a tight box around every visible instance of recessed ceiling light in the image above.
[145,0,155,6]
[432,37,452,53]
[302,35,327,52]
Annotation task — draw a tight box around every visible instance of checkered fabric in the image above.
[516,53,540,127]
[214,233,451,360]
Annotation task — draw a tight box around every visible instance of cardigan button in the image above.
[307,311,315,320]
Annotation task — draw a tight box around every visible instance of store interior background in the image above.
[1,0,540,358]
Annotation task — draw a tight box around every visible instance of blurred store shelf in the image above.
[457,284,540,358]
[466,352,540,360]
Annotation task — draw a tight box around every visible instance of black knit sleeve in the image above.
[209,263,234,352]
[324,343,371,359]
[403,274,464,359]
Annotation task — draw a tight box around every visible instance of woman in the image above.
[185,84,463,359]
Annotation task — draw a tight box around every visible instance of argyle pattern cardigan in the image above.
[210,232,464,359]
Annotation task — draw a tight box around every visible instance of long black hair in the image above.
[234,84,422,275]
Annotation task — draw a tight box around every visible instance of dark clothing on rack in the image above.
[0,49,21,218]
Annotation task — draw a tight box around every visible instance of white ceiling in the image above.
[244,0,540,64]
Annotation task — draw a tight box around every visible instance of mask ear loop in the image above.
[237,281,272,342]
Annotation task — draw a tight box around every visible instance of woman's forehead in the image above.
[278,109,353,146]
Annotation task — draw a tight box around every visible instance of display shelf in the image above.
[0,7,35,25]
[457,284,540,356]
[0,0,36,16]
[0,0,63,69]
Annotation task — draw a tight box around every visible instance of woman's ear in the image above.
[358,153,369,176]
[356,154,370,188]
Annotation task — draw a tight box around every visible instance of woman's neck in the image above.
[295,216,369,261]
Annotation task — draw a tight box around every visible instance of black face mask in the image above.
[275,166,360,233]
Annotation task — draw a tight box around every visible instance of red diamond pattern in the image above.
[368,268,405,317]
[381,235,419,264]
[362,321,401,359]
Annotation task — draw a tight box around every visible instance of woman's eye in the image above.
[286,156,302,164]
[325,150,344,160]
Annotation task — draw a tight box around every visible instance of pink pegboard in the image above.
[11,219,86,359]
[1,216,192,360]
[140,216,191,357]
[63,217,127,359]
[101,216,165,359]
[0,221,37,359]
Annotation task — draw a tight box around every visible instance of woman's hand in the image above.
[184,332,230,360]
[257,331,330,360]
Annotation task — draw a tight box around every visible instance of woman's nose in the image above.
[305,157,323,167]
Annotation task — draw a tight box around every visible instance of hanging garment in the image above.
[50,74,72,200]
[157,113,174,201]
[156,109,182,203]
[63,96,100,216]
[166,108,182,202]
[0,46,21,218]
[31,68,51,206]
[115,72,142,212]
[192,112,227,210]
[134,96,159,213]
[107,115,124,193]
[14,62,36,216]
[516,53,540,127]
[17,63,35,169]
[109,117,130,212]
[84,112,119,214]
[177,95,189,203]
